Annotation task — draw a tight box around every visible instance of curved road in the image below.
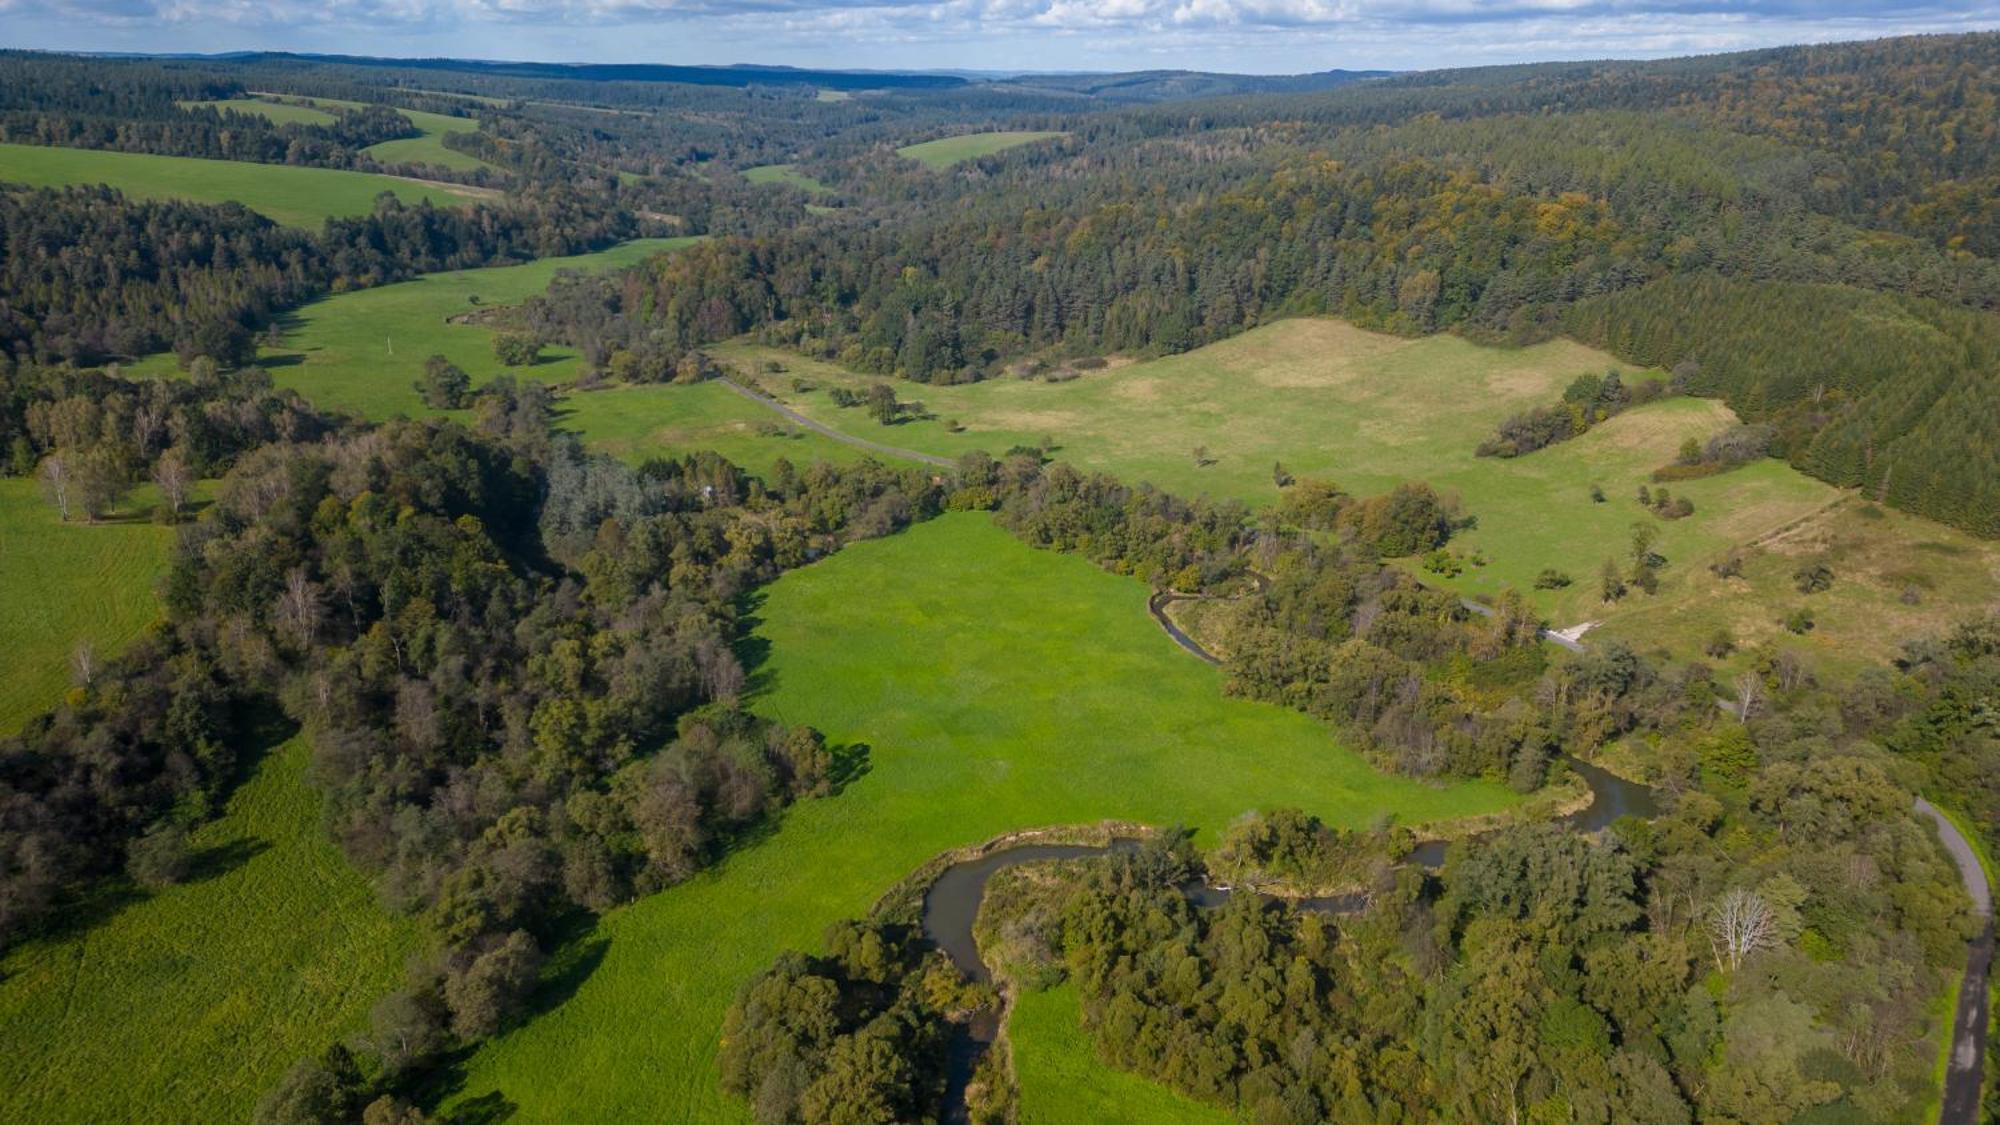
[1916,798,1993,1124]
[718,378,954,467]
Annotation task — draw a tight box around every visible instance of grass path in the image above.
[0,480,177,733]
[0,142,481,227]
[445,514,1515,1121]
[0,738,417,1122]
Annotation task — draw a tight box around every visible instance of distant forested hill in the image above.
[537,32,2000,535]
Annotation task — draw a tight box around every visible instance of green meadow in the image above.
[0,738,417,1122]
[555,381,863,476]
[0,479,178,733]
[707,322,1996,673]
[445,513,1516,1121]
[179,96,338,127]
[741,163,832,195]
[125,239,696,415]
[898,130,1068,168]
[1013,984,1233,1124]
[236,93,498,172]
[0,142,478,227]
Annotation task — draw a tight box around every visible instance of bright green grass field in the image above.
[897,131,1069,168]
[179,97,338,127]
[555,381,864,477]
[1013,984,1234,1124]
[741,163,832,195]
[0,738,417,1122]
[709,324,1998,675]
[126,239,696,414]
[249,93,497,173]
[0,142,478,227]
[444,513,1514,1121]
[0,479,176,733]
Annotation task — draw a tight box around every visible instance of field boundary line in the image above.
[717,378,953,467]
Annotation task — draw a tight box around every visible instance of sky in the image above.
[1,0,1996,74]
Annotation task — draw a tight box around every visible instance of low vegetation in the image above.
[896,131,1068,169]
[0,141,479,227]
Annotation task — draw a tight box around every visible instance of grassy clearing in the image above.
[0,479,178,733]
[446,513,1515,1121]
[126,239,697,417]
[741,163,832,195]
[178,97,337,126]
[0,142,478,227]
[248,93,497,173]
[1013,983,1234,1124]
[897,131,1068,168]
[709,322,1997,674]
[0,737,417,1122]
[555,381,864,477]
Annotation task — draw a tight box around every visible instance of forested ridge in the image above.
[500,33,2000,536]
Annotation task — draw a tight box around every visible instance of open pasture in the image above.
[0,480,179,733]
[0,141,479,227]
[741,163,832,195]
[443,513,1516,1121]
[898,130,1069,168]
[708,322,1995,673]
[0,738,416,1122]
[126,239,696,417]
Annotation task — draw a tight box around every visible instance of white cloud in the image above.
[2,0,1994,71]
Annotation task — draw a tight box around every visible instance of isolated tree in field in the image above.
[415,354,472,409]
[1600,558,1626,602]
[1629,522,1658,567]
[1706,629,1735,658]
[1783,607,1815,634]
[493,332,540,367]
[39,452,71,521]
[1272,461,1294,488]
[1589,483,1606,503]
[152,447,194,521]
[866,382,901,425]
[1677,436,1703,465]
[1192,444,1210,467]
[73,447,126,522]
[1709,888,1779,971]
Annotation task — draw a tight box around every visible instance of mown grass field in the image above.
[741,163,832,195]
[0,479,178,733]
[0,141,479,227]
[445,513,1515,1121]
[239,93,498,172]
[0,738,417,1122]
[555,381,863,476]
[126,239,697,416]
[898,130,1068,168]
[709,323,1997,674]
[178,96,338,126]
[1013,984,1233,1124]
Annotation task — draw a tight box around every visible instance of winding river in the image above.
[924,756,1660,1121]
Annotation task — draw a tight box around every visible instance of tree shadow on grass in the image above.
[185,836,272,884]
[829,741,871,795]
[733,590,776,699]
[416,914,608,1122]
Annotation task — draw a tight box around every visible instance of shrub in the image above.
[1533,568,1572,590]
[493,333,540,367]
[1792,563,1834,594]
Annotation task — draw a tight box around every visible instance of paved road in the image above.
[718,378,954,467]
[1915,797,1993,1124]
